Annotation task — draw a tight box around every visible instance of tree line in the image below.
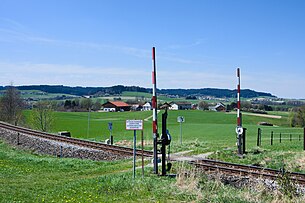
[0,84,275,98]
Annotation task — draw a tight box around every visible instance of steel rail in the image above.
[189,159,305,185]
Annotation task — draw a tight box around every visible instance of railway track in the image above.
[2,121,305,185]
[0,121,153,157]
[189,158,305,185]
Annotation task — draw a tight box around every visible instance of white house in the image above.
[209,102,226,112]
[169,102,192,110]
[169,103,179,110]
[142,102,152,111]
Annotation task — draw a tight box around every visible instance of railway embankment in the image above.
[0,127,128,161]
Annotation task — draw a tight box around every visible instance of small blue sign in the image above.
[108,122,113,131]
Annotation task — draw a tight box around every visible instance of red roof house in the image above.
[102,101,130,112]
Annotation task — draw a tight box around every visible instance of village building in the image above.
[102,101,130,112]
[169,101,192,110]
[209,102,226,112]
[142,102,152,111]
[130,104,143,111]
[160,102,171,110]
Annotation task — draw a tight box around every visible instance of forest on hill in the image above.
[0,85,275,98]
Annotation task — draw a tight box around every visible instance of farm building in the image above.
[160,102,171,109]
[131,104,143,111]
[209,102,226,112]
[142,102,152,111]
[102,101,130,112]
[169,101,192,110]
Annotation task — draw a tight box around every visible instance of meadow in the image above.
[22,109,305,172]
[23,109,298,150]
[0,140,298,202]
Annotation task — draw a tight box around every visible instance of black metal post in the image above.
[161,110,168,176]
[260,128,262,146]
[271,131,273,145]
[290,134,292,141]
[257,128,260,146]
[110,134,113,145]
[153,136,158,174]
[242,128,246,154]
[280,133,282,143]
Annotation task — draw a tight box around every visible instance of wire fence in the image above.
[257,127,305,149]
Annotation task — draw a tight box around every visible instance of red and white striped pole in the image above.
[237,68,241,127]
[236,67,243,155]
[152,47,158,174]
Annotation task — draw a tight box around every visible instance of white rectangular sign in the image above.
[126,120,143,130]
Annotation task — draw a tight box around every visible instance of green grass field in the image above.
[19,90,78,100]
[1,141,297,202]
[22,109,305,172]
[23,109,292,148]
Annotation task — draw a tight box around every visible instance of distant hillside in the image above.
[0,85,276,98]
[158,88,275,98]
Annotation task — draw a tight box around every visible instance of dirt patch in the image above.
[226,112,282,119]
[170,151,213,162]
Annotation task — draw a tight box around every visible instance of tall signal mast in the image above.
[152,47,158,174]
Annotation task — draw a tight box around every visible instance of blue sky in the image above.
[0,0,305,98]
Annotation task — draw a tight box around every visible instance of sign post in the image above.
[108,122,113,145]
[126,120,144,179]
[141,130,144,178]
[177,116,184,145]
[133,130,136,179]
